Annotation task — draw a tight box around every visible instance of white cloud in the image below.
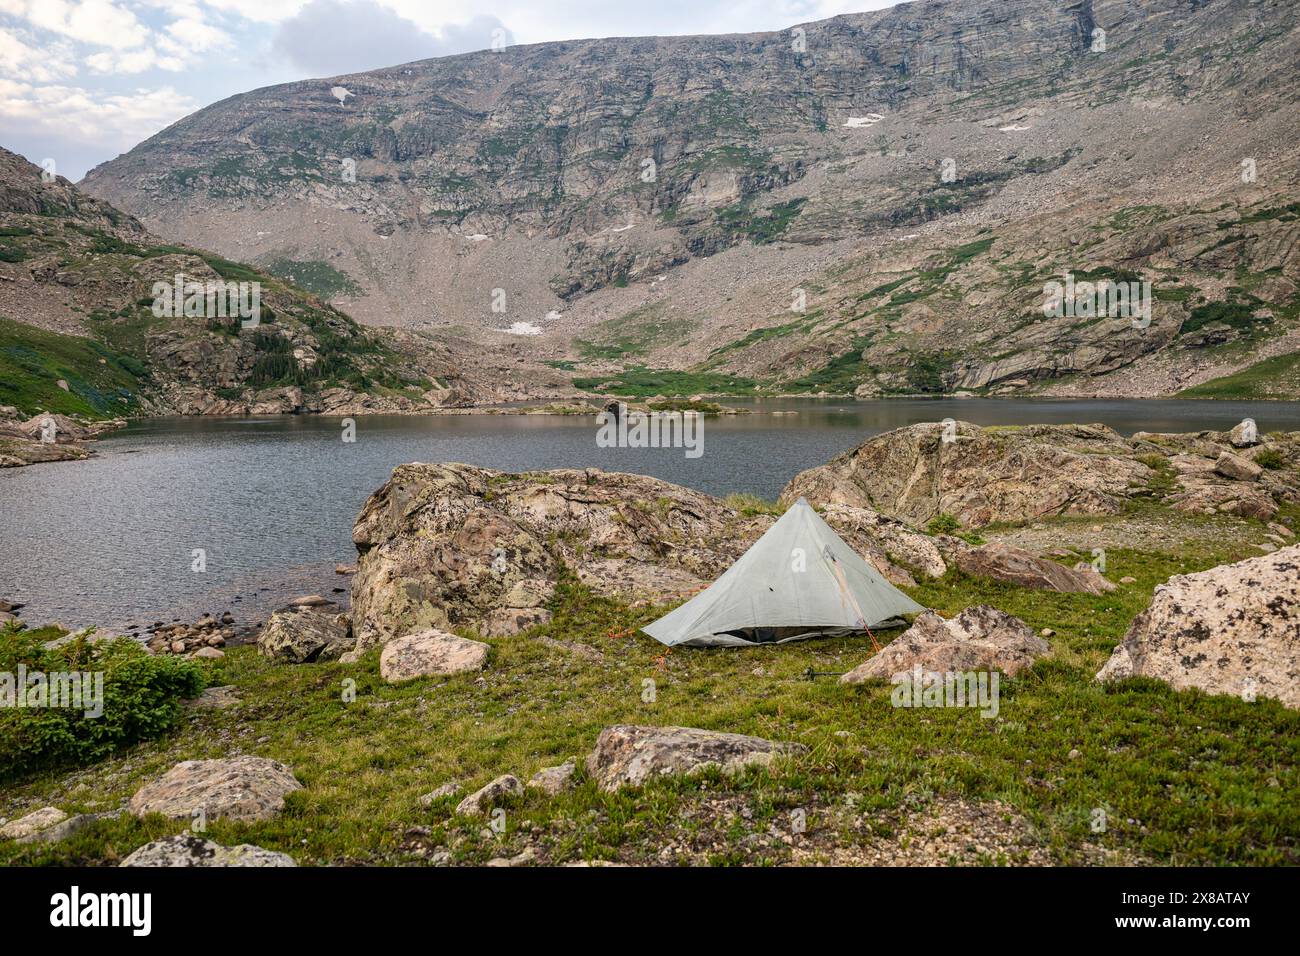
[0,27,79,82]
[165,14,233,52]
[0,78,197,147]
[85,46,185,72]
[4,0,152,50]
[202,0,307,24]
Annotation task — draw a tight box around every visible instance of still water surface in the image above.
[2,398,1296,631]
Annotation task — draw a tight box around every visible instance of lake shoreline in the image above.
[3,404,1298,631]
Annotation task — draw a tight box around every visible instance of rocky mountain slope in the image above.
[0,148,570,419]
[81,0,1300,399]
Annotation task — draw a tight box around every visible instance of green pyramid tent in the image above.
[642,498,926,647]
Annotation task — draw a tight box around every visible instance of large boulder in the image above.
[349,463,938,651]
[841,606,1049,683]
[129,757,303,821]
[585,725,804,792]
[955,543,1115,594]
[258,608,353,663]
[1214,452,1263,482]
[379,629,489,682]
[1228,420,1261,448]
[1097,546,1300,707]
[120,834,296,867]
[782,422,1147,527]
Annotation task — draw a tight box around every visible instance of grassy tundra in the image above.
[2,501,1297,867]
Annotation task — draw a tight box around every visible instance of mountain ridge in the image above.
[78,0,1300,399]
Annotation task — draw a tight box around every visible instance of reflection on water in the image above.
[1,397,1296,631]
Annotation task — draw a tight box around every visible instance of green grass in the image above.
[262,259,362,299]
[1180,300,1265,337]
[2,530,1296,866]
[1177,352,1300,400]
[573,305,694,361]
[777,334,876,394]
[716,198,806,245]
[573,367,759,397]
[0,316,147,416]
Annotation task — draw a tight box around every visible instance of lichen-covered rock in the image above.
[585,725,804,792]
[955,542,1115,594]
[455,774,524,815]
[527,759,577,796]
[120,834,296,867]
[841,606,1049,683]
[782,423,1148,528]
[379,629,489,682]
[349,463,937,650]
[418,782,461,806]
[257,608,353,663]
[786,423,1300,529]
[1097,546,1300,707]
[129,757,303,821]
[0,807,67,841]
[1215,451,1263,482]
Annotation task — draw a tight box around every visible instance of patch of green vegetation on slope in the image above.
[1177,352,1300,400]
[780,237,996,394]
[572,366,759,397]
[716,198,806,245]
[0,316,148,416]
[262,258,362,299]
[573,304,695,361]
[778,334,875,394]
[700,309,824,367]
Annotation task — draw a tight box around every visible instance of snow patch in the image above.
[496,322,544,336]
[999,124,1031,132]
[843,113,885,128]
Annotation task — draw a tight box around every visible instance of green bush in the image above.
[1254,448,1286,470]
[0,625,205,781]
[927,512,961,535]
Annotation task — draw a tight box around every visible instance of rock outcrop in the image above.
[840,606,1049,683]
[120,834,296,867]
[128,757,303,821]
[350,463,940,649]
[585,725,804,792]
[257,608,353,664]
[783,423,1148,527]
[785,422,1300,528]
[955,543,1115,594]
[378,629,489,681]
[1097,546,1300,708]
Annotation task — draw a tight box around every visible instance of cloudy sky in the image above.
[1,0,904,180]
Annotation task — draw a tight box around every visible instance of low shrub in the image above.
[0,625,205,781]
